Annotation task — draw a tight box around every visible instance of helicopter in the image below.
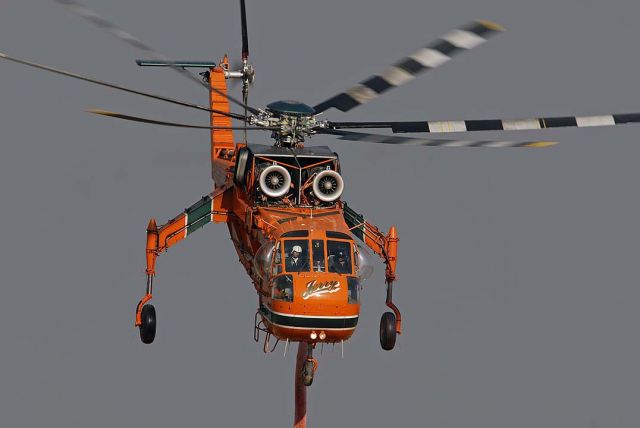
[4,1,640,426]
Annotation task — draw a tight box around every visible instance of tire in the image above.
[234,148,249,185]
[379,311,397,351]
[302,360,315,387]
[139,304,156,344]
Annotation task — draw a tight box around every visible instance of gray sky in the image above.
[1,0,640,427]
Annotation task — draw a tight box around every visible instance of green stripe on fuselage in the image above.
[186,195,212,235]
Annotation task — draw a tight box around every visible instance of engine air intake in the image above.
[313,170,344,202]
[259,165,291,198]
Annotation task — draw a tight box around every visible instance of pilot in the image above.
[329,250,350,274]
[286,245,309,272]
[274,284,292,300]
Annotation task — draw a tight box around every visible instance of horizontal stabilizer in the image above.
[136,59,219,68]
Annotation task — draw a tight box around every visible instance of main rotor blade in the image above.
[0,52,245,120]
[87,109,275,130]
[53,0,261,116]
[239,0,252,143]
[313,20,504,114]
[53,0,203,87]
[317,129,556,148]
[240,0,250,60]
[327,112,640,134]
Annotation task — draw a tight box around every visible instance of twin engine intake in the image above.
[257,165,344,203]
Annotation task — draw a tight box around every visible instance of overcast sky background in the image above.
[1,0,640,427]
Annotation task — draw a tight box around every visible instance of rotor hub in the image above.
[251,100,320,147]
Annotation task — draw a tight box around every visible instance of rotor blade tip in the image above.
[525,141,557,148]
[86,108,112,116]
[478,20,505,32]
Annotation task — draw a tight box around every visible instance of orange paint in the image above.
[145,218,158,276]
[209,58,235,185]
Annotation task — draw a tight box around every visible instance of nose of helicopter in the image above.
[263,271,360,343]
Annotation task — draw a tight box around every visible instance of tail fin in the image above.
[209,55,236,185]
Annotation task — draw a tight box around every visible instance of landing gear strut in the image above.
[380,277,401,351]
[135,274,156,344]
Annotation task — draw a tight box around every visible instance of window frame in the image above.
[311,239,326,272]
[271,241,283,276]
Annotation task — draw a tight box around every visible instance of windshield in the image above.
[327,240,352,274]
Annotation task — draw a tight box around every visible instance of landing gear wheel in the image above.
[139,304,156,344]
[380,311,397,351]
[302,359,315,387]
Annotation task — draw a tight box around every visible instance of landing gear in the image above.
[139,304,156,344]
[301,343,317,387]
[135,273,156,344]
[380,311,397,350]
[380,273,401,350]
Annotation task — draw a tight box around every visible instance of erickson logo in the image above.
[302,280,341,300]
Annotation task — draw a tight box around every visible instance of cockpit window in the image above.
[312,240,325,272]
[326,231,351,240]
[327,240,352,274]
[347,277,359,304]
[284,239,310,272]
[282,230,309,238]
[272,275,293,302]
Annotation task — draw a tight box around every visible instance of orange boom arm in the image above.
[342,202,402,334]
[135,184,233,326]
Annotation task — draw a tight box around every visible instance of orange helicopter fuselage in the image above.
[139,60,400,347]
[228,202,361,344]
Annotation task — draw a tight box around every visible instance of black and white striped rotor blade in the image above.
[328,113,640,134]
[317,129,556,148]
[53,0,202,87]
[313,20,504,114]
[87,109,275,131]
[53,0,261,116]
[240,0,250,60]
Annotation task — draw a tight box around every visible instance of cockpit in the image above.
[274,231,355,275]
[253,230,373,305]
